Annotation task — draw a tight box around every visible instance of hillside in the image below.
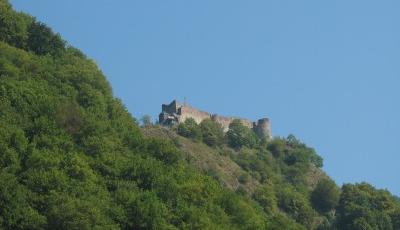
[0,0,399,229]
[142,125,328,194]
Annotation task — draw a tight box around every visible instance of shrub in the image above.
[277,186,317,228]
[267,138,286,158]
[253,185,278,213]
[226,119,257,148]
[311,179,340,213]
[200,118,224,147]
[177,118,202,141]
[27,20,65,56]
[336,183,398,230]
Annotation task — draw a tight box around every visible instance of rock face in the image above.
[159,100,272,139]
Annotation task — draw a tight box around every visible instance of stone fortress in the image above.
[159,100,272,139]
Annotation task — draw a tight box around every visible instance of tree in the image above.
[177,118,202,141]
[253,185,278,213]
[0,172,46,229]
[27,20,65,56]
[311,179,340,213]
[200,118,224,147]
[277,185,317,228]
[283,135,323,168]
[267,138,286,158]
[391,208,400,230]
[336,183,397,230]
[0,0,31,49]
[226,119,257,148]
[56,102,83,136]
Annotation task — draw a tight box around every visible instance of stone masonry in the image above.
[159,100,272,139]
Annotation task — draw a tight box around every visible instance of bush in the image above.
[267,138,286,158]
[311,179,340,213]
[0,0,31,49]
[200,118,224,147]
[177,118,202,141]
[253,185,278,213]
[55,102,83,136]
[336,183,398,230]
[143,138,182,164]
[238,173,250,184]
[226,119,258,148]
[277,186,317,228]
[27,20,65,56]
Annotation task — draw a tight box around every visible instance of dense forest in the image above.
[0,0,399,229]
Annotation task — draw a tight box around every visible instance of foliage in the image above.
[0,0,31,49]
[0,0,64,55]
[285,134,323,168]
[177,118,202,142]
[253,184,278,214]
[277,185,318,228]
[311,178,340,213]
[199,118,224,147]
[336,183,400,230]
[267,138,286,158]
[27,20,65,56]
[226,119,258,148]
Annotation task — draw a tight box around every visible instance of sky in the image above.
[10,0,400,195]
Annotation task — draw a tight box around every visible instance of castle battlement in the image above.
[159,100,272,139]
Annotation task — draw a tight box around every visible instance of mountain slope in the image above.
[142,125,261,192]
[142,125,329,195]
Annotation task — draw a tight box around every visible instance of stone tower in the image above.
[253,118,272,140]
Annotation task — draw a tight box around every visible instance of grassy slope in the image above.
[142,125,260,192]
[142,125,328,195]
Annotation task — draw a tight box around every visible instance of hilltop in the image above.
[158,99,272,139]
[0,0,399,229]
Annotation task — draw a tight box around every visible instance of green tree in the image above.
[267,138,286,158]
[253,185,278,213]
[177,118,202,141]
[336,183,397,230]
[0,0,31,49]
[199,118,224,147]
[391,208,400,229]
[0,172,46,229]
[27,20,65,56]
[311,179,340,213]
[55,102,83,136]
[277,185,317,228]
[226,119,257,148]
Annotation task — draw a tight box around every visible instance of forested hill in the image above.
[0,0,399,229]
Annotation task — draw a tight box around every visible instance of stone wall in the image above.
[212,115,253,132]
[179,105,211,124]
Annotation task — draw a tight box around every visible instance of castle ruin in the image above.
[159,100,272,139]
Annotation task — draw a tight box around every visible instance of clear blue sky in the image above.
[11,0,400,195]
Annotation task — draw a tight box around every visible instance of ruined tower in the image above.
[253,118,272,140]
